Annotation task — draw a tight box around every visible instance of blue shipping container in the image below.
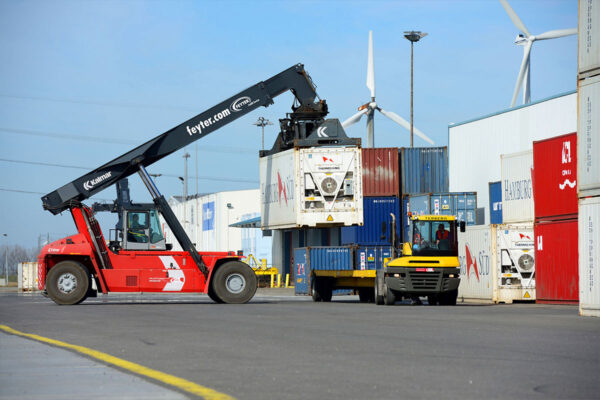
[306,246,354,271]
[341,197,401,245]
[355,246,393,271]
[402,192,478,241]
[489,181,503,224]
[294,248,310,295]
[400,147,449,195]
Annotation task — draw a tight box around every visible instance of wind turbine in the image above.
[500,0,577,107]
[342,31,433,147]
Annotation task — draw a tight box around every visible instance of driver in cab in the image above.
[128,214,148,243]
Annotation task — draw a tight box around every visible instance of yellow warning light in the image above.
[327,215,333,221]
[523,291,531,298]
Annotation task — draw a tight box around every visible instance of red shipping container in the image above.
[534,218,578,304]
[361,148,399,197]
[532,132,577,220]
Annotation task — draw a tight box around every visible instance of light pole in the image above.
[253,117,273,151]
[2,234,7,286]
[403,31,427,148]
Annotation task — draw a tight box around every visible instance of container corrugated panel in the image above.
[355,246,393,271]
[534,219,579,303]
[579,196,600,317]
[400,147,448,195]
[579,0,600,76]
[533,133,578,219]
[458,225,494,301]
[294,248,309,295]
[341,197,401,246]
[489,181,503,224]
[578,76,600,195]
[309,246,354,271]
[501,150,534,223]
[361,148,399,197]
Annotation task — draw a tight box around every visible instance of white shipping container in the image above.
[259,147,363,230]
[449,92,576,224]
[501,150,534,223]
[579,196,600,317]
[579,0,600,76]
[18,262,39,292]
[458,224,535,303]
[578,76,600,195]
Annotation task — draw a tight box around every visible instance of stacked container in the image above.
[401,192,477,242]
[578,1,600,317]
[489,181,503,224]
[532,133,579,304]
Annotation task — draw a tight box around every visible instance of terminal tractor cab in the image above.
[375,214,466,306]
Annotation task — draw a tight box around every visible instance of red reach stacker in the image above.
[38,64,358,305]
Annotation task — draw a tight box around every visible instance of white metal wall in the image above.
[578,75,600,195]
[501,150,534,223]
[165,189,267,260]
[579,0,600,76]
[458,225,495,301]
[449,92,576,224]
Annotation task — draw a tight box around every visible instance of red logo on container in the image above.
[277,172,288,205]
[322,156,333,162]
[465,244,480,282]
[519,233,531,240]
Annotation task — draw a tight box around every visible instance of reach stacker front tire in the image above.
[46,261,90,305]
[212,261,257,304]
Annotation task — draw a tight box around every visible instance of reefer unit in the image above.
[489,181,503,224]
[449,92,576,224]
[400,147,448,195]
[579,196,600,317]
[361,148,399,197]
[260,147,363,229]
[533,133,578,219]
[458,224,536,303]
[534,219,578,303]
[579,0,600,77]
[341,197,400,246]
[578,75,600,196]
[501,150,534,223]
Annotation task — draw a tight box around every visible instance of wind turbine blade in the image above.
[499,0,531,36]
[342,109,368,128]
[366,30,375,99]
[510,40,532,107]
[379,108,434,145]
[535,28,577,40]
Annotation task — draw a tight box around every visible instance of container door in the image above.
[294,248,309,295]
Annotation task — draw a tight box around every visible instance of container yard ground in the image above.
[0,291,598,400]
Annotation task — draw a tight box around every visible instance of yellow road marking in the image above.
[0,324,235,400]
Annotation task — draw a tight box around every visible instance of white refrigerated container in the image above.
[259,146,363,230]
[501,150,534,223]
[579,195,600,317]
[458,223,535,303]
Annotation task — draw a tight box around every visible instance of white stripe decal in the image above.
[158,256,185,291]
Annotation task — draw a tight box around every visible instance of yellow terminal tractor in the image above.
[374,215,466,305]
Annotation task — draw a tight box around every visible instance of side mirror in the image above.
[460,221,466,232]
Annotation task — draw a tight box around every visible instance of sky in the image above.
[0,0,578,247]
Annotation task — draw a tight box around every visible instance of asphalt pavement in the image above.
[0,289,599,400]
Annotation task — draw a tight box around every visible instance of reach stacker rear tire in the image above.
[212,261,257,304]
[46,261,90,305]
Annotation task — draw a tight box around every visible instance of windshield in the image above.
[410,219,457,256]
